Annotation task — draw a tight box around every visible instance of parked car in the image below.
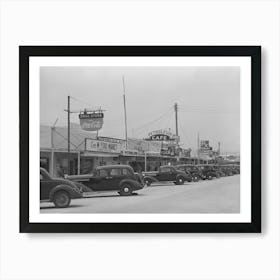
[175,165,200,182]
[221,166,233,176]
[67,165,144,196]
[143,165,191,186]
[40,167,83,208]
[201,166,219,180]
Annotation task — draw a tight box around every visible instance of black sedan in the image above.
[67,165,144,196]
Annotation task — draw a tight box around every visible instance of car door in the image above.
[122,167,135,180]
[108,168,125,190]
[158,167,173,181]
[88,169,112,191]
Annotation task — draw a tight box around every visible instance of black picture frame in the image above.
[20,46,261,233]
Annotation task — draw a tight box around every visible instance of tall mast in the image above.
[174,102,178,136]
[122,75,128,149]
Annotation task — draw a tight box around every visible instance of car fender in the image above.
[49,184,80,201]
[119,179,144,190]
[176,173,187,180]
[143,175,158,183]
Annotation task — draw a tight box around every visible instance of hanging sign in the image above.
[146,129,178,142]
[200,140,212,151]
[79,111,104,131]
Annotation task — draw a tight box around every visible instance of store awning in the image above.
[82,152,119,158]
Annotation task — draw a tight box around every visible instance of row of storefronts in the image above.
[40,124,196,177]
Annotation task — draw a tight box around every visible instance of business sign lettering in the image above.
[85,138,121,153]
[127,138,161,154]
[97,136,125,145]
[79,112,104,131]
[146,129,178,142]
[200,140,212,151]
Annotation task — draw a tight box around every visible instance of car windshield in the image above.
[40,168,51,180]
[160,167,172,172]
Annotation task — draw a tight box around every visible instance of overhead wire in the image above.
[70,96,93,109]
[132,106,173,132]
[132,109,174,137]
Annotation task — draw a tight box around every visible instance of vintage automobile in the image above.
[143,165,191,186]
[40,167,83,208]
[200,166,219,180]
[221,166,234,176]
[67,165,144,196]
[175,165,200,182]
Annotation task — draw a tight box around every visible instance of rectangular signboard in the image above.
[85,138,121,153]
[127,138,162,155]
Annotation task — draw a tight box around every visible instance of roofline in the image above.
[96,165,132,169]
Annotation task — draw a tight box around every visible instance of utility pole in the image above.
[51,118,58,176]
[197,132,200,165]
[122,75,128,149]
[174,103,178,136]
[67,95,71,175]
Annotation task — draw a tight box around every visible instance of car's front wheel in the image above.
[193,176,199,182]
[144,178,152,186]
[119,183,133,196]
[176,176,185,185]
[53,191,71,208]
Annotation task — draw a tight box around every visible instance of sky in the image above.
[40,66,240,154]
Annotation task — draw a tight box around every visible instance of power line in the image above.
[132,110,174,137]
[132,107,173,132]
[70,95,96,109]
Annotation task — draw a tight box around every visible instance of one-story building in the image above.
[40,124,194,177]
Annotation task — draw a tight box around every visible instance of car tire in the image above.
[53,191,71,208]
[176,176,185,185]
[207,175,212,180]
[119,183,133,196]
[144,178,152,186]
[193,176,199,182]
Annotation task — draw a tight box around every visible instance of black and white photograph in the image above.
[20,46,261,232]
[40,66,241,214]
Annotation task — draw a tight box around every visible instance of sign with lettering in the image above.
[97,136,125,145]
[146,129,178,142]
[200,140,212,151]
[79,111,104,131]
[121,150,138,156]
[85,138,121,153]
[127,138,162,154]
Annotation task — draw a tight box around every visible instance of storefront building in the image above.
[40,125,194,176]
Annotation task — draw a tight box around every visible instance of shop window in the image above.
[81,158,94,174]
